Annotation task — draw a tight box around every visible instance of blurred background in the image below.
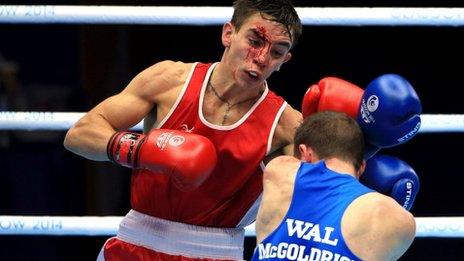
[1,0,463,260]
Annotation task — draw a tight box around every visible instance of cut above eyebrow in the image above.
[249,29,291,50]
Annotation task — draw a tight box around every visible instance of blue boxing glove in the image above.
[361,155,419,211]
[357,74,422,159]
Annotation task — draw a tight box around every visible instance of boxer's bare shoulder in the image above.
[342,193,416,260]
[125,60,194,104]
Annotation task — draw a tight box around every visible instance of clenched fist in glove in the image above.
[301,76,363,119]
[302,74,422,159]
[361,154,419,211]
[107,129,217,191]
[357,74,422,149]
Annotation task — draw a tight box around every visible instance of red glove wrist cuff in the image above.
[107,131,145,168]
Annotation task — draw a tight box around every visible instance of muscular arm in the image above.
[344,193,416,261]
[264,104,302,164]
[63,60,189,161]
[375,197,416,261]
[255,156,300,243]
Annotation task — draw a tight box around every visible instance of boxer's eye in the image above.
[249,38,261,47]
[271,49,283,58]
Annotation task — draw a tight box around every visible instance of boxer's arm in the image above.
[265,104,302,164]
[256,155,300,243]
[369,195,416,260]
[278,106,301,156]
[346,193,415,261]
[64,60,188,161]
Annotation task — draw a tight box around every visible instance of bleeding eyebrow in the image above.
[250,29,291,50]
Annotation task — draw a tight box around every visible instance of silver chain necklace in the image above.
[208,83,263,125]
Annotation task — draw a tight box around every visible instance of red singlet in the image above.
[131,62,286,227]
[101,62,287,261]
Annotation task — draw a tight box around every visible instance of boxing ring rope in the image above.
[0,112,463,239]
[0,112,463,132]
[1,6,464,241]
[2,6,464,26]
[0,216,463,238]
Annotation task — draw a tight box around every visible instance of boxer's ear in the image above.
[222,22,233,48]
[299,145,315,162]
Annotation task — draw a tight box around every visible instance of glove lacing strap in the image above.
[107,131,144,168]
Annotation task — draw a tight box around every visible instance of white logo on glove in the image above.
[403,181,413,209]
[397,121,421,143]
[156,132,185,150]
[169,135,185,146]
[367,95,379,112]
[360,95,379,124]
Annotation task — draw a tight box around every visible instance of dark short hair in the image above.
[294,111,365,171]
[231,0,302,47]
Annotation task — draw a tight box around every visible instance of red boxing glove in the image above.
[107,129,217,191]
[302,77,364,119]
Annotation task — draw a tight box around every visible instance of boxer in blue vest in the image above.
[252,111,417,261]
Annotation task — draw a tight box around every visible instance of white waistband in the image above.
[117,209,245,260]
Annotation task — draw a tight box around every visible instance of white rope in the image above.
[1,6,464,26]
[0,216,462,237]
[0,216,121,236]
[0,111,462,132]
[419,114,464,132]
[0,111,143,131]
[415,217,464,238]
